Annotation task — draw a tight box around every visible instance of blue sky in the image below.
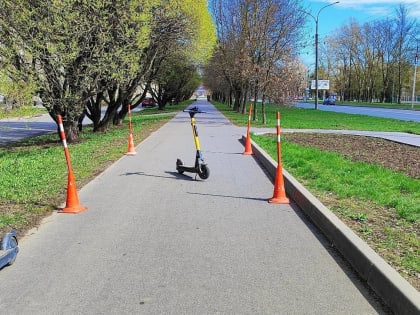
[300,0,420,65]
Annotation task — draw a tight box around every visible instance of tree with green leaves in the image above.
[0,0,215,141]
[142,0,215,110]
[0,0,154,140]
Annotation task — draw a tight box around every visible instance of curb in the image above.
[243,135,420,315]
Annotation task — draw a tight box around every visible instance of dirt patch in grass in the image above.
[283,133,420,290]
[284,133,420,178]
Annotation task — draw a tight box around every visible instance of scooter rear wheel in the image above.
[176,159,184,174]
[198,164,210,179]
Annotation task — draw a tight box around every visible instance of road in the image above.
[0,106,144,145]
[295,102,420,122]
[0,101,389,314]
[0,113,56,145]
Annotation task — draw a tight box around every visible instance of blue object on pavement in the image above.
[0,230,19,269]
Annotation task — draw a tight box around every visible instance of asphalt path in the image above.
[295,102,420,122]
[0,100,388,314]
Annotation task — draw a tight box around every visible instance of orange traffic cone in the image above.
[126,133,137,155]
[243,132,253,155]
[125,104,137,155]
[59,171,87,213]
[269,112,289,204]
[243,104,253,155]
[269,165,290,204]
[56,114,87,214]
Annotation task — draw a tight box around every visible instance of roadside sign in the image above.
[311,80,330,90]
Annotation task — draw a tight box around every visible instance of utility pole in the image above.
[411,40,418,109]
[300,2,339,110]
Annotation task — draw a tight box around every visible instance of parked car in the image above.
[323,96,336,105]
[141,97,156,107]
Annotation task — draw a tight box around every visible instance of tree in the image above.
[112,0,216,124]
[205,0,306,122]
[0,0,157,140]
[318,3,418,105]
[393,4,415,104]
[0,0,216,141]
[150,53,201,109]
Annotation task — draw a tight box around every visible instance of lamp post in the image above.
[411,40,418,109]
[301,2,339,109]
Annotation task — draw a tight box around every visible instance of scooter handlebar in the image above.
[183,106,206,114]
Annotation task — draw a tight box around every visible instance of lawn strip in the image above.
[214,101,420,134]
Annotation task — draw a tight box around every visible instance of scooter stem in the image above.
[191,117,201,151]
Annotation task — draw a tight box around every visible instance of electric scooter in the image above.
[0,230,19,269]
[176,106,210,180]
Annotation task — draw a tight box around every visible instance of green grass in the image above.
[215,101,420,134]
[0,103,188,234]
[253,134,419,223]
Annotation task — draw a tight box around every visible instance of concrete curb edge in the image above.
[242,135,420,315]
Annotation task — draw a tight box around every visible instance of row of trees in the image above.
[317,4,419,104]
[203,0,307,123]
[0,0,216,141]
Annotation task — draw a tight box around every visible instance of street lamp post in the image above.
[411,40,418,109]
[301,2,339,110]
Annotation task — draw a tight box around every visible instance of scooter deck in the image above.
[177,165,198,173]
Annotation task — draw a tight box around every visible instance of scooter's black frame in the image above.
[176,107,210,179]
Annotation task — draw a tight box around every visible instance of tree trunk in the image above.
[233,89,241,112]
[64,121,80,143]
[253,81,259,121]
[87,94,103,131]
[115,102,130,126]
[261,94,267,125]
[241,86,249,114]
[94,87,121,132]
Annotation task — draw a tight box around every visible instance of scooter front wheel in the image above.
[198,164,210,179]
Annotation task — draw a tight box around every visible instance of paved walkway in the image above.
[0,101,389,314]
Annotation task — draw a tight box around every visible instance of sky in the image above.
[300,0,420,66]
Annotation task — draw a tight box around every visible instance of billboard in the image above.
[311,80,330,90]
